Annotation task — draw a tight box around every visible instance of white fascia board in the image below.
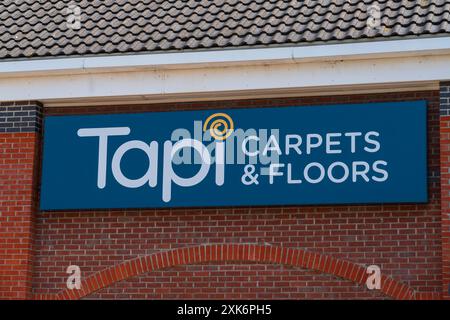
[0,37,450,77]
[0,54,448,102]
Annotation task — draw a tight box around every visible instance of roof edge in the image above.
[1,36,450,78]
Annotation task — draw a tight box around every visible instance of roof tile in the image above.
[0,0,449,60]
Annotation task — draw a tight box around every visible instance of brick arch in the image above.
[33,244,435,300]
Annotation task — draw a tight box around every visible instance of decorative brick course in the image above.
[34,244,424,300]
[0,101,43,133]
[440,82,450,116]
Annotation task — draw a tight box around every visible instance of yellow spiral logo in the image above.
[203,113,234,141]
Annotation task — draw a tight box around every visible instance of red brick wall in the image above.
[440,115,450,299]
[439,82,450,299]
[0,132,39,299]
[0,101,42,299]
[31,91,442,299]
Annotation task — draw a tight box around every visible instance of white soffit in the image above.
[0,37,449,103]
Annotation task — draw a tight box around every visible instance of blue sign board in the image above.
[40,101,427,210]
